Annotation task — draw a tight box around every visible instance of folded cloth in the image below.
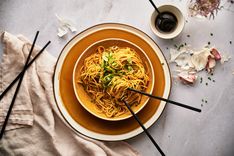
[0,32,140,156]
[0,32,34,130]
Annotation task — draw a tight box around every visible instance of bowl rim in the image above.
[150,4,185,39]
[72,38,155,121]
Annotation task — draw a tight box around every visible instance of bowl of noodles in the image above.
[73,38,155,121]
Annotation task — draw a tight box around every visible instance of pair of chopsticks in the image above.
[0,31,51,139]
[128,88,201,112]
[123,100,165,156]
[122,88,201,156]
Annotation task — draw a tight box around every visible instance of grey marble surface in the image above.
[0,0,234,156]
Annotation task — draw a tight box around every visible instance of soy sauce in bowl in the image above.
[150,5,185,39]
[155,12,177,33]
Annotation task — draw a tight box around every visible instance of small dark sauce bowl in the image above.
[150,5,184,39]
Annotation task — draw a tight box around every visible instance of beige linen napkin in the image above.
[0,32,139,156]
[0,32,35,130]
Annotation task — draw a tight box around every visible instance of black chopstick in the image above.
[128,88,201,112]
[0,31,44,139]
[0,40,51,102]
[122,100,165,156]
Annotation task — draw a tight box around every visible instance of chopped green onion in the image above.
[127,57,132,64]
[128,66,133,71]
[102,52,108,62]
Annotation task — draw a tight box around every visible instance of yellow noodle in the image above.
[78,46,149,118]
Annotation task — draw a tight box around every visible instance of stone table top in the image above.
[0,0,234,155]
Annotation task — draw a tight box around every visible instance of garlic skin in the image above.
[57,27,68,38]
[170,45,229,85]
[55,14,77,37]
[190,48,211,71]
[170,46,194,70]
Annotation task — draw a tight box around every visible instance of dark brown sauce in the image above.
[155,12,177,33]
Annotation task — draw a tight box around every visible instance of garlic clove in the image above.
[210,48,221,60]
[178,72,197,85]
[206,56,216,73]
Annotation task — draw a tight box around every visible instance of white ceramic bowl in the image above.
[150,5,185,39]
[72,38,155,121]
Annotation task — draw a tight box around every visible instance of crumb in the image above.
[200,77,203,83]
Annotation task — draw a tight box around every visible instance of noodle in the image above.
[78,46,149,118]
